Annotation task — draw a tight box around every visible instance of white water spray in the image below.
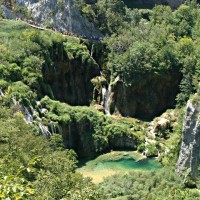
[23,106,34,123]
[0,89,4,96]
[38,123,52,138]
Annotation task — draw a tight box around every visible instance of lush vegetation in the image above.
[0,19,97,104]
[37,96,143,157]
[0,0,200,199]
[77,0,200,106]
[0,104,101,199]
[98,168,200,200]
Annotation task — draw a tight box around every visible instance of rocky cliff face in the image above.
[62,122,137,158]
[105,70,181,120]
[15,0,102,37]
[176,93,200,180]
[44,60,100,106]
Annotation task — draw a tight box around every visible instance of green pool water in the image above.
[91,157,162,171]
[77,151,162,183]
[78,151,161,171]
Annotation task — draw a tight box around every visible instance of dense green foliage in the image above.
[77,0,200,105]
[38,96,142,154]
[98,168,200,200]
[0,20,97,105]
[0,104,101,199]
[1,0,200,199]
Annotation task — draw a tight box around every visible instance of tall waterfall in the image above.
[101,86,107,106]
[102,76,120,115]
[102,85,111,115]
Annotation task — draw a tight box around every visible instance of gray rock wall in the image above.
[106,70,181,120]
[16,0,102,37]
[1,5,23,19]
[176,97,200,180]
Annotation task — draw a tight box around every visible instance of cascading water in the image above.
[101,86,107,106]
[90,44,94,57]
[38,123,52,138]
[104,84,112,115]
[12,98,18,106]
[0,89,4,96]
[50,121,56,134]
[23,106,34,123]
[102,76,120,115]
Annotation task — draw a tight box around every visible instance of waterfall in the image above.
[104,84,112,115]
[23,106,34,123]
[0,89,4,96]
[103,76,120,115]
[90,44,94,57]
[50,121,56,134]
[12,98,18,106]
[38,123,52,138]
[101,85,107,106]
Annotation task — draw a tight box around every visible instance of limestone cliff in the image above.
[176,93,200,180]
[44,59,100,106]
[15,0,102,37]
[105,70,181,120]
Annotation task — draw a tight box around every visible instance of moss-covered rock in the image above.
[39,96,143,158]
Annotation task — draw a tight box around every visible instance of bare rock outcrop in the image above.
[15,0,102,37]
[176,94,200,180]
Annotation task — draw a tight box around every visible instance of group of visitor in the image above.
[16,18,103,41]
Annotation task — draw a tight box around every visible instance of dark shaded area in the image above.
[123,0,160,9]
[61,122,137,158]
[109,70,181,120]
[44,59,100,106]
